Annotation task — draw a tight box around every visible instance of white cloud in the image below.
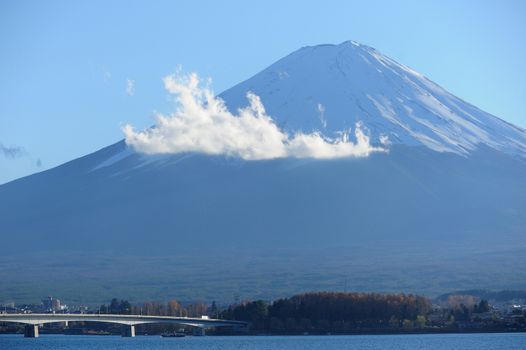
[123,72,387,160]
[317,103,327,128]
[126,79,135,96]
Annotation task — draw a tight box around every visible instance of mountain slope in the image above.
[0,42,525,304]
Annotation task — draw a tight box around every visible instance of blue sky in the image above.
[0,0,525,184]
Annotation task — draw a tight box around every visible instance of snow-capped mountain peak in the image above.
[220,41,526,157]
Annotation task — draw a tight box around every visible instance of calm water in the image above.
[0,333,525,350]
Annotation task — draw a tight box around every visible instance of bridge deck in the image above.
[0,313,247,327]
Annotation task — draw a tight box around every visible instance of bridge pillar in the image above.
[24,325,39,338]
[122,325,135,337]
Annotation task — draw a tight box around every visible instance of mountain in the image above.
[1,41,525,305]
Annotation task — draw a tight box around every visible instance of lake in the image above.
[0,333,525,349]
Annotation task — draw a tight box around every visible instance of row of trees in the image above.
[446,299,491,322]
[220,292,432,332]
[99,298,212,318]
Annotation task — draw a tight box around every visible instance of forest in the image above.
[219,292,431,332]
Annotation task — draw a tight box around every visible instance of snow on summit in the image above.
[220,41,526,157]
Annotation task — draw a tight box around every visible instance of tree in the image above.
[415,315,426,328]
[109,298,120,313]
[270,317,284,331]
[298,318,312,331]
[474,300,490,313]
[119,300,131,314]
[209,301,218,318]
[316,319,330,332]
[285,317,298,330]
[167,300,182,316]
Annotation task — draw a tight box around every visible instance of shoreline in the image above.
[1,329,525,337]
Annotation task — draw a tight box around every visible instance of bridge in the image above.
[0,313,247,337]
